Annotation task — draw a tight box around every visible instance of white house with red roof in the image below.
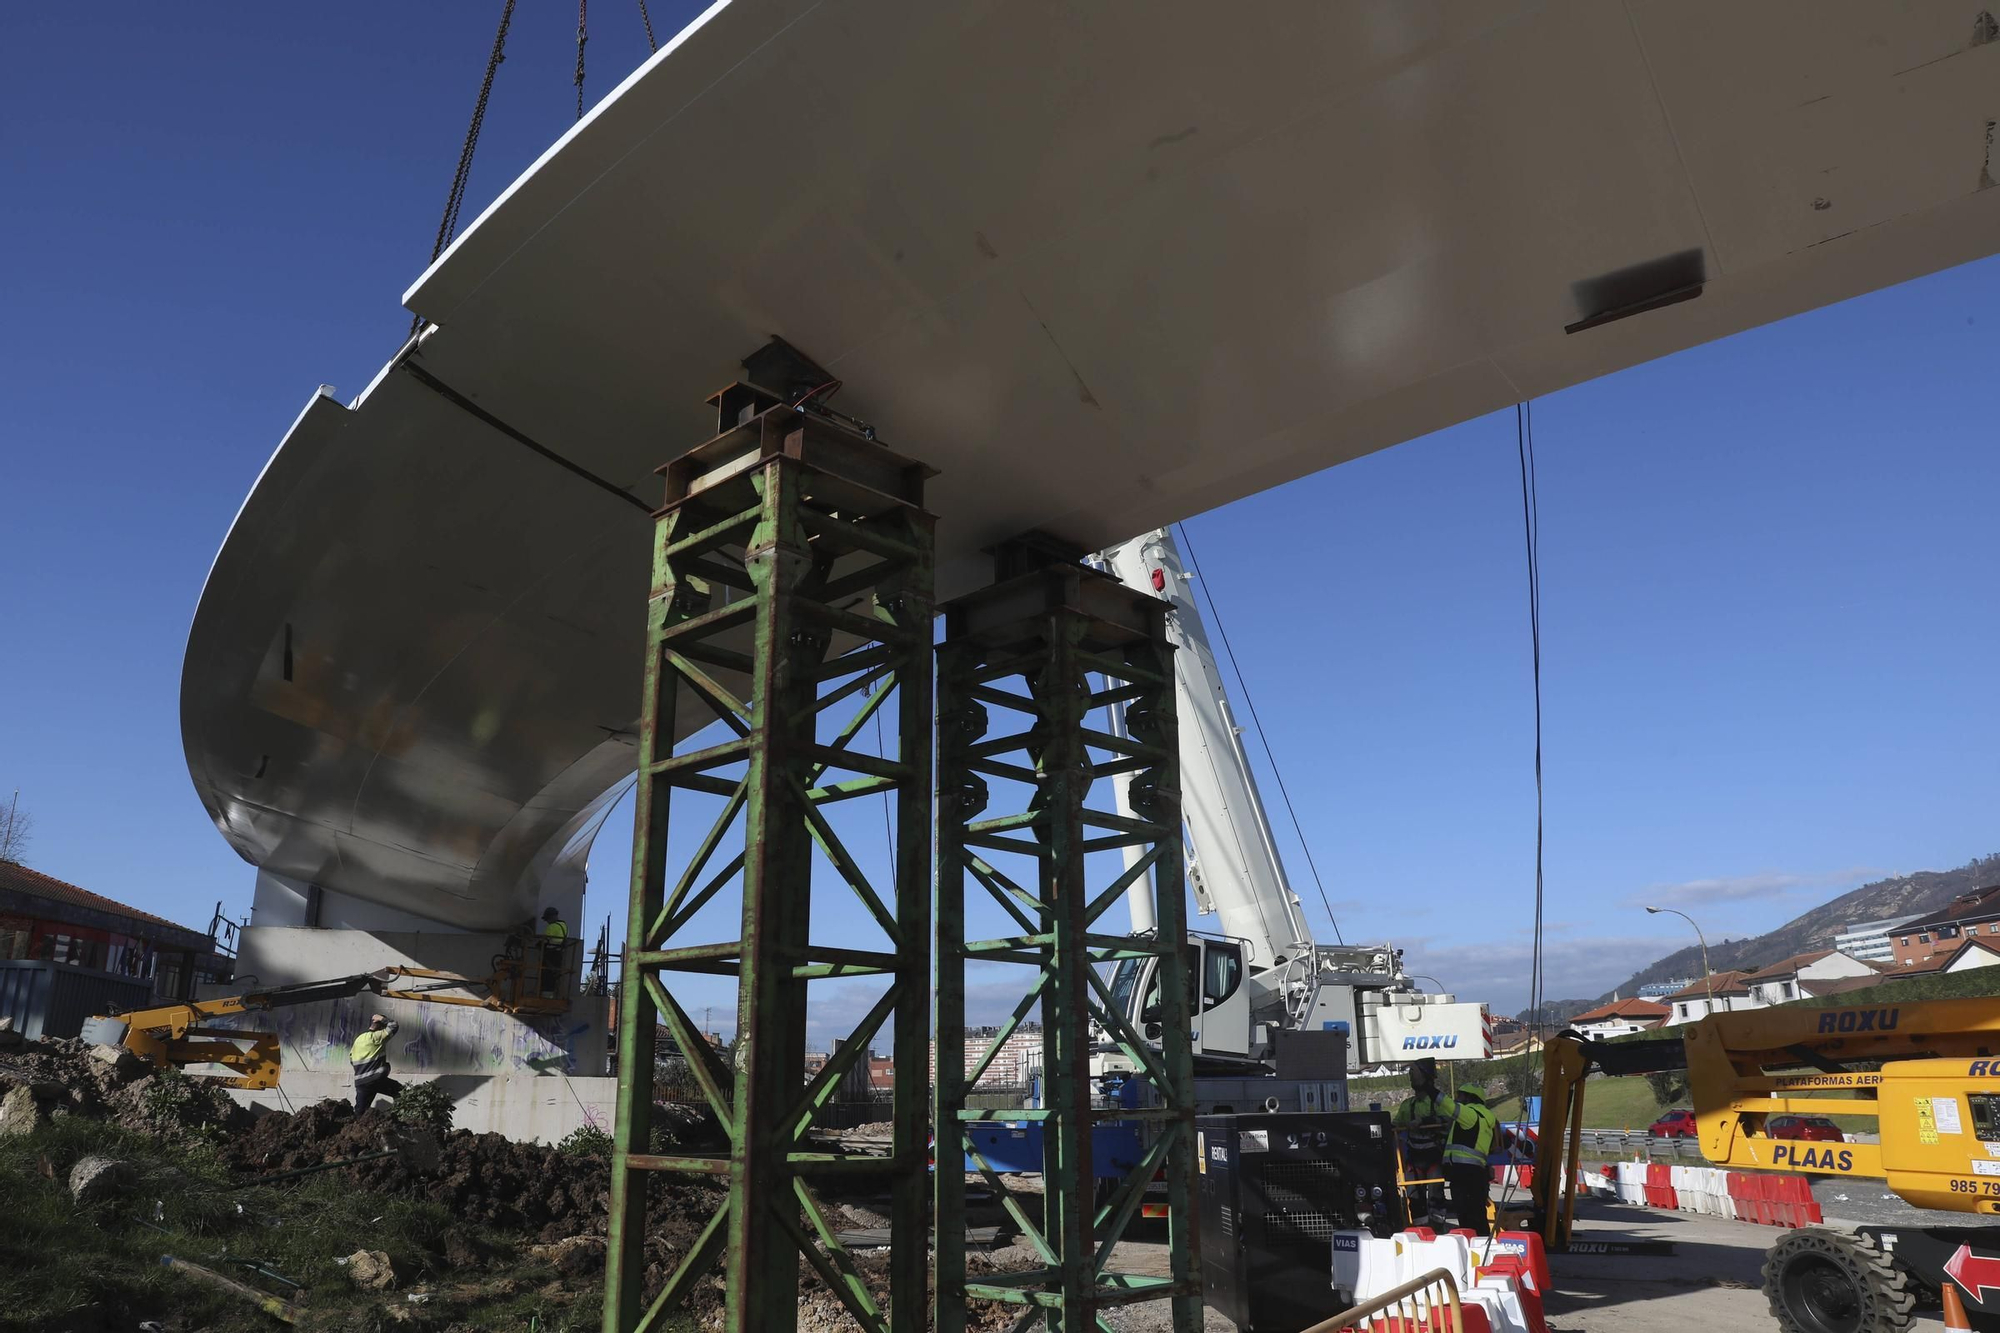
[1739,950,1878,1007]
[1567,997,1670,1038]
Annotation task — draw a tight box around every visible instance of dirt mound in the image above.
[0,1036,251,1140]
[225,1097,730,1243]
[2,1037,1034,1329]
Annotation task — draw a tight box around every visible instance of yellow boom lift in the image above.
[1532,996,2000,1332]
[84,952,572,1090]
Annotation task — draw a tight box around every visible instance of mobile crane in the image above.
[1530,996,2000,1333]
[1089,528,1489,1082]
[83,952,573,1089]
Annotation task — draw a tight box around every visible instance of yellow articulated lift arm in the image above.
[1532,996,2000,1333]
[88,955,573,1091]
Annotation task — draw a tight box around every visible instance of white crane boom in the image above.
[1096,529,1313,969]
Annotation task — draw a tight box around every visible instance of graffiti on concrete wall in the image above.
[208,998,595,1077]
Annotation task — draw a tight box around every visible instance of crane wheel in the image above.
[1765,1228,1915,1333]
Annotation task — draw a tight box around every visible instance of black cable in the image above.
[1173,521,1344,946]
[637,0,658,53]
[411,0,517,338]
[874,712,895,854]
[574,0,590,122]
[1515,403,1546,1071]
[401,360,652,513]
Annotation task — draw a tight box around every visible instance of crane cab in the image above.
[1104,936,1251,1062]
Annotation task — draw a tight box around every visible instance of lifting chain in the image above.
[574,0,589,121]
[410,0,517,338]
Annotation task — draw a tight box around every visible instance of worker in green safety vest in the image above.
[349,1014,401,1113]
[1392,1057,1501,1235]
[537,906,570,998]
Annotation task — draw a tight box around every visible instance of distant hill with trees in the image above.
[1599,853,2000,1002]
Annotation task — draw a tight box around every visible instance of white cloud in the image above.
[1621,866,1885,908]
[1401,933,1669,1015]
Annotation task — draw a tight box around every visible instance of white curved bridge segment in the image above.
[184,0,2000,927]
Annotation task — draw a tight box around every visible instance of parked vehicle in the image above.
[1648,1109,1697,1138]
[1769,1114,1844,1142]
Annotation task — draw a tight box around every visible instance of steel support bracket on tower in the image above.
[935,560,1202,1332]
[604,380,935,1333]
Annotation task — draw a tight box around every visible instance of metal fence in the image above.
[1575,1129,1707,1161]
[0,959,152,1040]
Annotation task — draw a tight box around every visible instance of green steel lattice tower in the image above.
[603,381,935,1333]
[934,562,1202,1331]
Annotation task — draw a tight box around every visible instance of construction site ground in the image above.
[4,1037,1972,1331]
[1088,1192,1958,1332]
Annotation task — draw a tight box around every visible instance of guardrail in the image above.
[1575,1129,1709,1161]
[1302,1267,1463,1333]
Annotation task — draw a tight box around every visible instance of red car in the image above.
[1649,1109,1697,1138]
[1769,1115,1844,1143]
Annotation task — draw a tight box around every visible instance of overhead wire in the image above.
[637,0,658,53]
[1515,402,1547,1065]
[1173,521,1345,946]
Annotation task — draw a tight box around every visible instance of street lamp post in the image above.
[1646,906,1715,1015]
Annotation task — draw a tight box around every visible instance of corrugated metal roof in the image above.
[0,861,208,943]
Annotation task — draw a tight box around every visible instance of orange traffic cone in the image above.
[1944,1282,1973,1331]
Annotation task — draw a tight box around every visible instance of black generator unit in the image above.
[1196,1110,1404,1333]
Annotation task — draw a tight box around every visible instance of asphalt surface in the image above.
[1813,1175,1973,1229]
[1086,1188,1963,1331]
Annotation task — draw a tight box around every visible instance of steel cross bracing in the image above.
[604,383,935,1333]
[936,564,1202,1332]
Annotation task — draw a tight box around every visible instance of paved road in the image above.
[1814,1174,1971,1229]
[1092,1195,1956,1332]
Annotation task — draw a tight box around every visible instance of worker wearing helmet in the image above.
[538,906,570,998]
[349,1013,401,1113]
[1392,1058,1500,1235]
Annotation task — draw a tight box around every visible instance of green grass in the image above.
[0,1116,609,1332]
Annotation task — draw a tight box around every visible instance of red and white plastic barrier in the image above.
[1331,1227,1552,1333]
[1591,1158,1822,1227]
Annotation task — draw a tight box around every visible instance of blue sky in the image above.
[4,8,1997,1036]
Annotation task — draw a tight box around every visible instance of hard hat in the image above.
[543,906,560,921]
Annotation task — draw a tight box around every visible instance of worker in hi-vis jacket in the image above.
[349,1013,401,1113]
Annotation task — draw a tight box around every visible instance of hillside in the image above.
[1600,853,2000,1001]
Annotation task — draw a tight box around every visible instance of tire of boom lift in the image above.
[1764,1227,1916,1333]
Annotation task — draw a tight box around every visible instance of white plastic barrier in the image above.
[1469,1276,1533,1333]
[1614,1159,1647,1205]
[1330,1230,1402,1309]
[1330,1228,1547,1333]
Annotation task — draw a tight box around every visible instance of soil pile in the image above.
[226,1100,673,1242]
[0,1035,252,1139]
[2,1037,1043,1330]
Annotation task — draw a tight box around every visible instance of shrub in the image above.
[556,1124,613,1158]
[392,1081,456,1136]
[139,1066,234,1139]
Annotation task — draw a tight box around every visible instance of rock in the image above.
[527,1234,605,1277]
[87,1044,143,1081]
[0,1084,47,1136]
[68,1154,136,1203]
[346,1249,399,1290]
